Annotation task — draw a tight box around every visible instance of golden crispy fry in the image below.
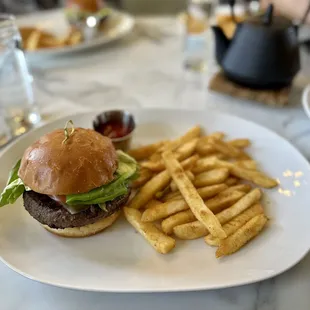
[216,188,262,224]
[173,221,208,240]
[161,209,197,235]
[40,36,65,48]
[66,30,82,45]
[162,191,183,202]
[149,152,162,162]
[216,160,278,188]
[197,183,228,200]
[211,139,242,158]
[230,166,278,188]
[124,207,176,254]
[228,139,251,148]
[216,214,268,258]
[141,139,198,172]
[128,141,166,160]
[129,155,198,209]
[170,170,194,192]
[235,160,257,170]
[141,199,188,222]
[192,156,218,174]
[206,190,245,213]
[194,168,229,187]
[162,151,226,239]
[205,204,264,246]
[178,188,262,236]
[198,132,225,146]
[144,199,162,210]
[159,126,201,153]
[131,168,153,188]
[225,177,239,186]
[220,184,252,195]
[25,30,42,51]
[196,143,217,156]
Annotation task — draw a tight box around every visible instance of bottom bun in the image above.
[42,211,121,238]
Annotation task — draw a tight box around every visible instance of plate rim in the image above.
[1,109,310,292]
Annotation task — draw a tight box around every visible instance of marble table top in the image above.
[1,15,310,310]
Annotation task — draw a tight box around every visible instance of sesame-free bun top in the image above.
[18,128,117,195]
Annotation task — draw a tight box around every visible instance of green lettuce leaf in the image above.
[66,150,138,205]
[0,160,25,207]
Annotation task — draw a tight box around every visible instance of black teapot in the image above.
[212,4,300,89]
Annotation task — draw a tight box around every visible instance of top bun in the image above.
[19,128,117,195]
[70,0,101,13]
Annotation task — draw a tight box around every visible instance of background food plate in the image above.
[0,109,310,292]
[16,9,134,58]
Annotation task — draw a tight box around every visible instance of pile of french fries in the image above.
[19,26,83,51]
[125,126,278,258]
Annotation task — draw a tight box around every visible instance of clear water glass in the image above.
[0,15,40,147]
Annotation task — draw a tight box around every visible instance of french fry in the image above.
[175,188,262,238]
[192,156,218,174]
[225,177,239,186]
[162,191,183,202]
[230,166,278,188]
[128,142,165,160]
[173,221,209,240]
[124,207,176,254]
[194,168,229,187]
[216,160,278,188]
[211,139,242,158]
[216,188,262,224]
[216,214,268,258]
[162,151,226,239]
[129,155,199,209]
[235,160,257,170]
[196,143,217,156]
[141,199,188,222]
[141,139,198,172]
[197,183,228,200]
[161,210,196,235]
[66,30,82,45]
[170,170,194,191]
[205,204,264,246]
[132,168,153,188]
[144,199,162,210]
[220,184,252,195]
[206,190,245,213]
[25,30,42,51]
[228,139,251,148]
[159,126,201,153]
[198,132,225,146]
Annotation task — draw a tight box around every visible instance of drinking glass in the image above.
[0,14,40,147]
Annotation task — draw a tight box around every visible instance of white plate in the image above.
[16,9,134,58]
[0,109,310,292]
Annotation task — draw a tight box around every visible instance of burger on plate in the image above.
[0,123,138,238]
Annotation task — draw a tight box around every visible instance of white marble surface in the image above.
[1,15,310,310]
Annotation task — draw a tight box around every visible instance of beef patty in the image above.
[23,190,130,229]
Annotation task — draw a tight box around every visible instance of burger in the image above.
[0,124,138,238]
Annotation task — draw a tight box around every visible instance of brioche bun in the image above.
[42,211,121,238]
[18,128,117,195]
[69,0,101,13]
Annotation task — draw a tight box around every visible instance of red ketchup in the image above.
[97,120,130,139]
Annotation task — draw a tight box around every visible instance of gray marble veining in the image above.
[1,16,310,310]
